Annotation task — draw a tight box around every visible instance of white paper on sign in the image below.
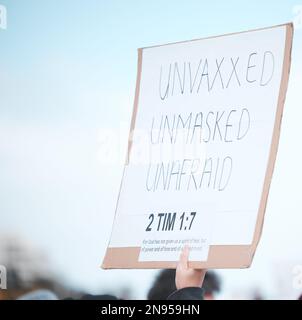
[138,205,214,262]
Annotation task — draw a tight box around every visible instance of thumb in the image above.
[179,245,190,269]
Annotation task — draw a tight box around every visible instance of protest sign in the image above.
[102,24,293,269]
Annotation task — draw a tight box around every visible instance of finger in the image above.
[179,245,190,268]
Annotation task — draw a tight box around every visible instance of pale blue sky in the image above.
[0,0,302,298]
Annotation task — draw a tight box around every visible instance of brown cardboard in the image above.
[102,23,293,269]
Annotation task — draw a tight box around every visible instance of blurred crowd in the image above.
[0,244,220,300]
[0,235,301,300]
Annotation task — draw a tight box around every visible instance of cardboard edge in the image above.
[101,49,143,269]
[102,246,252,270]
[250,23,293,254]
[126,48,143,165]
[140,22,292,51]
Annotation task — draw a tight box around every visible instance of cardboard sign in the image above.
[102,24,293,269]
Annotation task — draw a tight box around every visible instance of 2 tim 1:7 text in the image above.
[145,211,196,232]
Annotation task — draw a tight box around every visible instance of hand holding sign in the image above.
[176,246,206,290]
